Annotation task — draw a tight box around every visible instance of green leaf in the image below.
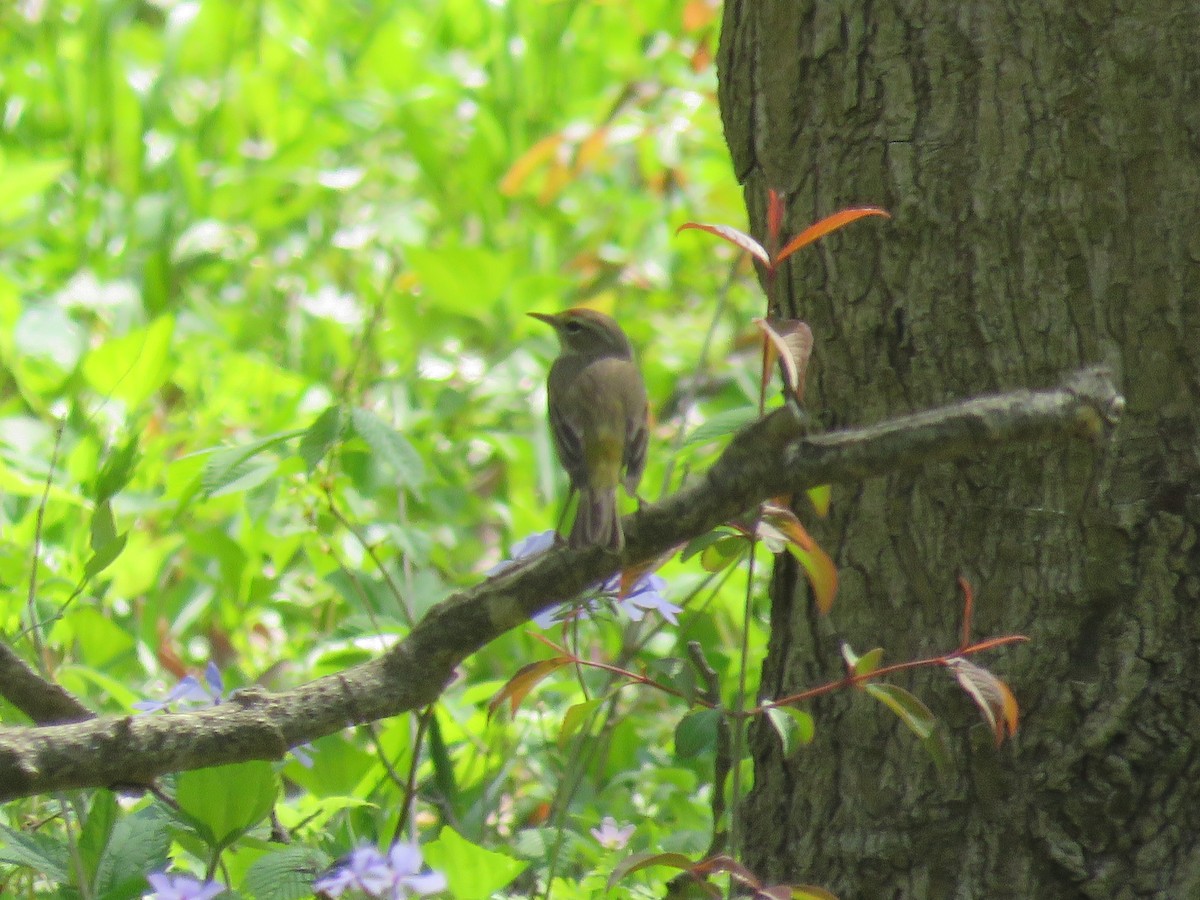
[423,827,526,900]
[648,657,699,704]
[864,683,952,774]
[684,407,759,447]
[176,761,279,850]
[674,708,722,759]
[763,706,815,756]
[199,431,299,498]
[93,806,172,900]
[81,316,175,408]
[93,436,140,503]
[0,823,70,883]
[558,699,602,746]
[78,790,118,886]
[243,847,331,900]
[700,533,748,573]
[0,158,69,222]
[349,407,426,490]
[427,711,459,810]
[297,405,347,472]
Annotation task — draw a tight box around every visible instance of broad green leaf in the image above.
[196,430,303,498]
[558,699,602,746]
[349,407,426,490]
[298,405,347,472]
[78,790,118,886]
[674,708,722,759]
[243,847,331,900]
[94,806,172,900]
[0,823,70,882]
[176,760,279,850]
[423,827,526,900]
[93,436,140,503]
[864,683,952,774]
[82,316,175,408]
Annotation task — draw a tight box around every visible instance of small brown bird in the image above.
[528,308,649,551]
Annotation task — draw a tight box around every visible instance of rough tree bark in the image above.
[718,2,1199,898]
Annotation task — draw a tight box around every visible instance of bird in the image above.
[528,308,649,551]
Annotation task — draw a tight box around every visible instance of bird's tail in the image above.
[571,487,622,551]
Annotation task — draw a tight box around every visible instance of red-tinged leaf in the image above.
[775,207,891,264]
[677,222,771,268]
[806,484,832,518]
[767,189,785,247]
[767,884,840,900]
[691,854,762,888]
[500,133,564,195]
[958,575,976,648]
[787,540,838,614]
[487,657,571,721]
[537,162,573,205]
[607,851,698,890]
[864,683,937,738]
[617,550,675,597]
[945,657,1020,746]
[761,504,815,551]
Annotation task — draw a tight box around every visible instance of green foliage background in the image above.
[0,0,781,896]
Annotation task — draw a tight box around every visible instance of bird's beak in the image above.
[527,311,558,327]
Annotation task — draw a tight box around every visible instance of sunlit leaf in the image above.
[176,761,278,850]
[806,484,832,518]
[423,827,527,900]
[676,222,771,267]
[787,540,838,614]
[487,657,571,721]
[700,532,748,573]
[945,657,1020,746]
[558,699,602,747]
[775,207,891,263]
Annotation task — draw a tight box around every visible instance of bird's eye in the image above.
[564,320,583,334]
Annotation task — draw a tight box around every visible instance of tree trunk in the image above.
[717,2,1200,897]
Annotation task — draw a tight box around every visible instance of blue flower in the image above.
[144,871,224,900]
[492,531,681,628]
[134,661,224,713]
[314,842,446,899]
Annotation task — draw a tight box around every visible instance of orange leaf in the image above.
[487,656,571,721]
[500,133,564,195]
[775,207,891,264]
[676,222,771,268]
[767,188,785,247]
[945,657,1020,746]
[791,541,838,615]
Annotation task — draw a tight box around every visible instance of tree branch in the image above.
[0,366,1123,802]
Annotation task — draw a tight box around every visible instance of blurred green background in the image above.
[0,1,778,895]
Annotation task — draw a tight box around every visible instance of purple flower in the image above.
[314,842,446,899]
[607,573,680,625]
[590,816,635,850]
[493,531,680,627]
[144,871,224,900]
[134,662,224,713]
[487,530,557,576]
[385,842,448,898]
